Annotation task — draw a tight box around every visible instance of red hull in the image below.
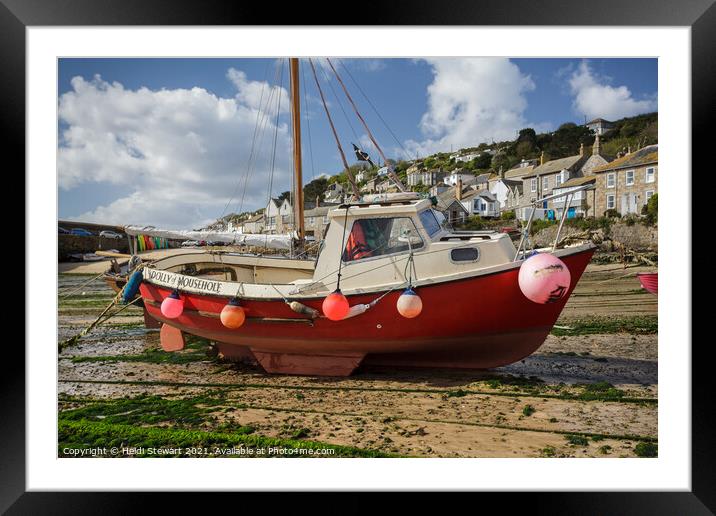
[140,248,594,375]
[637,272,658,295]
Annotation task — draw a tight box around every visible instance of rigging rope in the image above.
[325,58,407,192]
[339,61,413,161]
[308,59,360,200]
[300,60,317,183]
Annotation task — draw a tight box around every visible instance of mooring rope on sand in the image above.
[59,266,146,352]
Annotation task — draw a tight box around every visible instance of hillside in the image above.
[214,112,657,227]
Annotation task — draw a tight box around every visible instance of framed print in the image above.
[8,0,712,512]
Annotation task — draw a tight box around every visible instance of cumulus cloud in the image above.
[568,61,657,121]
[405,58,537,157]
[58,72,292,229]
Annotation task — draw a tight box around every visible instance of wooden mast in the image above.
[289,58,305,243]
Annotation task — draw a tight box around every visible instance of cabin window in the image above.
[625,170,635,186]
[342,217,424,262]
[451,247,479,262]
[418,209,441,237]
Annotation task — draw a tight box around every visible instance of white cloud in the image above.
[568,61,657,121]
[58,73,292,229]
[405,58,537,157]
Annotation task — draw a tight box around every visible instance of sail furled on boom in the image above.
[124,226,293,250]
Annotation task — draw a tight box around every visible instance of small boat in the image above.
[135,58,596,376]
[636,272,658,295]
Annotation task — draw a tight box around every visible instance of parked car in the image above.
[206,241,227,247]
[70,228,93,236]
[58,226,70,234]
[181,240,200,247]
[99,230,123,239]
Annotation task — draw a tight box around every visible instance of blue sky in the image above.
[58,58,657,228]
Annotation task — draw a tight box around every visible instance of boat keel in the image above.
[143,308,162,329]
[250,350,365,376]
[160,324,186,351]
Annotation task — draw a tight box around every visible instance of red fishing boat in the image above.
[134,57,596,376]
[637,272,658,295]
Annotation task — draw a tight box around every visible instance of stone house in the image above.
[434,183,469,224]
[592,144,658,216]
[303,202,340,241]
[519,137,608,220]
[407,167,445,187]
[239,213,265,234]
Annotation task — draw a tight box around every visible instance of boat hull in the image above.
[140,247,594,375]
[637,272,658,295]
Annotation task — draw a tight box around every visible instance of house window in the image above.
[606,173,615,188]
[645,167,656,183]
[342,217,424,262]
[322,216,329,224]
[268,217,276,225]
[555,172,562,186]
[606,194,615,210]
[531,178,537,192]
[308,217,315,226]
[542,176,549,190]
[645,190,655,204]
[626,170,635,186]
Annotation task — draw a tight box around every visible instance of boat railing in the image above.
[513,183,595,261]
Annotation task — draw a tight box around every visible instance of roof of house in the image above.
[503,165,535,180]
[304,205,336,217]
[244,213,264,224]
[522,154,586,179]
[586,117,613,125]
[461,189,496,202]
[475,173,491,183]
[435,186,470,211]
[557,176,597,188]
[592,145,658,173]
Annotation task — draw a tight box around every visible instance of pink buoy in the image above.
[160,290,184,319]
[322,289,350,321]
[396,288,423,318]
[518,253,571,304]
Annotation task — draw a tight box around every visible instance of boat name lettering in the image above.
[145,269,221,293]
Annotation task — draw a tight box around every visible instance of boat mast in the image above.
[289,58,305,243]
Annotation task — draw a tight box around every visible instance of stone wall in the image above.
[532,221,657,253]
[58,235,129,261]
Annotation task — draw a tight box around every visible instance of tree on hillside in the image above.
[303,176,329,203]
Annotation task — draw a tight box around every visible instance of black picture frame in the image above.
[7,0,710,512]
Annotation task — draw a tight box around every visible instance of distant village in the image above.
[222,114,658,240]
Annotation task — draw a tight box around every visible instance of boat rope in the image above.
[300,60,317,182]
[335,206,351,291]
[59,265,147,351]
[325,58,407,192]
[219,59,271,222]
[59,271,106,299]
[308,59,360,200]
[339,61,412,161]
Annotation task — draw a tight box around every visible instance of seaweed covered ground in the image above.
[57,262,657,458]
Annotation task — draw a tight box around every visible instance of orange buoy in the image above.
[220,298,246,329]
[322,289,350,321]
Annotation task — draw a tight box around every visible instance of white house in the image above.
[489,177,523,210]
[324,182,344,202]
[585,118,615,136]
[444,170,476,187]
[462,190,499,218]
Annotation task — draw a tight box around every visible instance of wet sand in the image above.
[57,262,657,458]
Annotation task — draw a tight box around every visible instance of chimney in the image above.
[627,145,632,154]
[579,143,584,156]
[592,134,601,156]
[540,151,545,165]
[316,195,320,208]
[499,166,504,179]
[456,178,463,201]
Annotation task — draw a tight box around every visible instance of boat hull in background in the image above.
[140,247,594,376]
